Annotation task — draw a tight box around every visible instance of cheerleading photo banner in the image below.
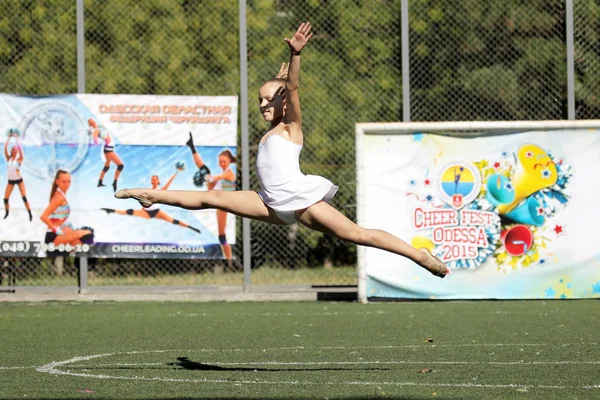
[0,94,238,259]
[357,125,600,300]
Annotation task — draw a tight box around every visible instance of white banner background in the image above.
[358,128,600,300]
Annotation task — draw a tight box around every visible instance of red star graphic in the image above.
[424,179,431,186]
[537,207,544,216]
[558,159,563,165]
[493,162,501,169]
[553,225,563,235]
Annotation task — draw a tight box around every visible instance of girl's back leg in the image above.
[296,201,448,277]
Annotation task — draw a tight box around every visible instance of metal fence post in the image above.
[401,0,410,122]
[78,257,88,293]
[239,0,251,292]
[76,0,89,294]
[566,0,575,120]
[77,0,85,94]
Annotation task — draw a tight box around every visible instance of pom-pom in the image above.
[5,128,20,138]
[193,165,211,187]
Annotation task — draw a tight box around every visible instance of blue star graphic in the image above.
[592,281,600,294]
[542,168,551,179]
[560,294,567,299]
[566,283,572,289]
[539,259,546,265]
[545,287,556,297]
[426,194,433,202]
[504,182,514,192]
[413,133,424,142]
[502,151,508,157]
[409,180,416,186]
[559,278,564,283]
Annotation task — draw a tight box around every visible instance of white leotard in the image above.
[6,159,21,181]
[256,134,338,212]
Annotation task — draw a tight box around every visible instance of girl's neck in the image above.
[269,116,284,129]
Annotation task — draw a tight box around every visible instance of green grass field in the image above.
[0,300,598,399]
[7,266,358,287]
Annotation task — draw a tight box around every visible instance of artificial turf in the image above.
[0,300,598,399]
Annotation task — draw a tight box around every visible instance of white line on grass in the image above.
[0,366,36,370]
[35,351,600,390]
[83,343,591,353]
[66,360,600,368]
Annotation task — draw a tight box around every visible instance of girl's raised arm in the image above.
[283,22,313,140]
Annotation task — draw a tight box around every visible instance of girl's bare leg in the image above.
[107,153,124,181]
[53,229,92,245]
[156,210,202,234]
[98,161,110,187]
[217,209,232,260]
[3,183,14,218]
[17,182,32,221]
[113,209,150,219]
[115,188,286,225]
[296,201,448,278]
[192,153,204,169]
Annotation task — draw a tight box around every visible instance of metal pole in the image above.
[239,0,251,291]
[401,0,411,122]
[566,0,575,120]
[78,257,88,294]
[76,0,85,93]
[76,0,89,294]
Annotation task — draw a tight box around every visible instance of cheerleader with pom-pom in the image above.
[88,119,124,192]
[3,128,32,221]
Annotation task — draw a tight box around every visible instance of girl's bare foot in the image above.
[114,189,153,208]
[418,248,449,278]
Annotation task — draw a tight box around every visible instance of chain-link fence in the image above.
[410,0,568,121]
[1,0,599,290]
[574,0,600,119]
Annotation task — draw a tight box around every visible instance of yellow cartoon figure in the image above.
[498,144,557,215]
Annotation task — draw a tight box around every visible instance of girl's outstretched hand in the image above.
[284,22,313,54]
[276,62,289,79]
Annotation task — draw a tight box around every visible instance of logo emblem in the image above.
[438,163,482,209]
[18,102,89,180]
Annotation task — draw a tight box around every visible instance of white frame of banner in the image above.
[355,119,600,304]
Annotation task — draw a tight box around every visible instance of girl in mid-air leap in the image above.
[115,22,448,278]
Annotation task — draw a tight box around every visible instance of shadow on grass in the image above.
[68,356,393,373]
[168,356,394,372]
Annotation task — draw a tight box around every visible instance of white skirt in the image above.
[258,173,339,212]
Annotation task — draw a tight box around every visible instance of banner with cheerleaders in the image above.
[0,94,238,259]
[358,126,600,300]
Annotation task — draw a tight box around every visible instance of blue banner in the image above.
[0,94,238,259]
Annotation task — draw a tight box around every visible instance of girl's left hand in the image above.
[284,22,313,54]
[276,63,289,79]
